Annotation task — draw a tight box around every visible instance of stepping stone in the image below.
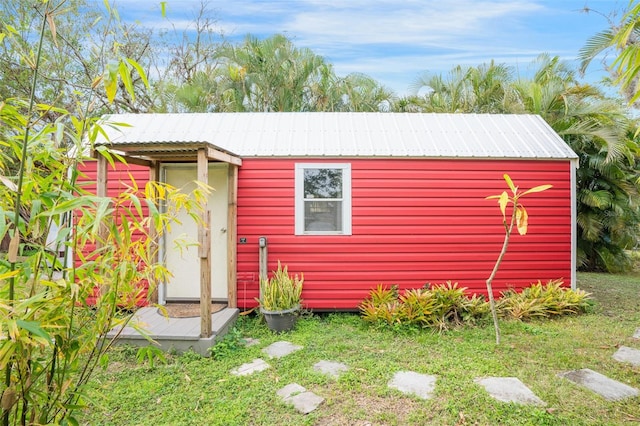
[277,383,324,414]
[263,341,303,359]
[230,358,270,376]
[613,346,640,367]
[633,328,640,340]
[559,368,639,401]
[388,371,436,400]
[313,360,349,378]
[241,337,260,347]
[475,377,545,406]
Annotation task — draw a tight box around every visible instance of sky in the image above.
[115,0,629,97]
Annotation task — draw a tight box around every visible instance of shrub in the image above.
[359,282,486,330]
[359,279,591,330]
[498,279,592,321]
[429,281,470,330]
[359,284,403,325]
[398,288,436,326]
[461,294,491,325]
[209,327,245,360]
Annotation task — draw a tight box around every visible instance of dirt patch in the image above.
[313,386,428,425]
[160,303,227,318]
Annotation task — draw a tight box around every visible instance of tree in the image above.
[579,1,640,105]
[486,175,552,345]
[200,33,395,113]
[328,73,395,112]
[0,0,161,117]
[404,61,518,113]
[514,55,640,272]
[210,34,330,112]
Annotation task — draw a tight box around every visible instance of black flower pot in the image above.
[261,306,299,333]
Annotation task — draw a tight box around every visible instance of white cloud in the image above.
[113,0,624,96]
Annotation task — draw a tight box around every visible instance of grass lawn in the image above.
[82,273,640,425]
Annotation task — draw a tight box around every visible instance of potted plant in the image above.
[257,261,303,332]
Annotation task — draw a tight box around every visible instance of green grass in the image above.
[81,272,640,425]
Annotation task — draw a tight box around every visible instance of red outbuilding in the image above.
[86,112,577,311]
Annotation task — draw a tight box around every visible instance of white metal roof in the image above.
[95,112,578,160]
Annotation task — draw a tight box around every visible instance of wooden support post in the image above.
[197,149,212,338]
[96,155,108,250]
[227,165,238,308]
[259,236,268,301]
[148,162,160,304]
[200,210,212,337]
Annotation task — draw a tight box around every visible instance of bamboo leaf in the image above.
[104,62,118,102]
[0,345,16,372]
[126,58,149,88]
[92,75,103,89]
[16,320,51,342]
[45,11,58,47]
[6,320,18,340]
[0,270,19,281]
[118,60,135,101]
[128,193,143,218]
[0,211,7,246]
[8,232,19,263]
[0,175,18,192]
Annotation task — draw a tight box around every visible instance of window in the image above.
[295,163,351,235]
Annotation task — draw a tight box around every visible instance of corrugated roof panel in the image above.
[486,114,520,158]
[95,112,578,160]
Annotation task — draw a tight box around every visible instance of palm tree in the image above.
[212,34,330,112]
[328,73,396,112]
[208,34,395,113]
[514,55,640,271]
[579,2,640,105]
[404,61,517,113]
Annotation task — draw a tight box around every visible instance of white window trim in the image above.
[295,163,352,236]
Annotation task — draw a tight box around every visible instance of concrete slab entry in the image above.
[230,358,270,376]
[612,346,640,367]
[559,369,639,401]
[388,371,436,400]
[108,307,239,356]
[633,328,640,340]
[475,377,546,406]
[313,360,349,379]
[277,383,324,414]
[263,341,303,359]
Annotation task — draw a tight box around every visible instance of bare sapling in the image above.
[485,174,552,345]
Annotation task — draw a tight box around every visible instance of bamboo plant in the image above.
[258,261,303,312]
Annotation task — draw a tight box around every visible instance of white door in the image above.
[163,163,228,301]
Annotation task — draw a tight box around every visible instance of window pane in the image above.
[304,200,342,232]
[304,168,342,199]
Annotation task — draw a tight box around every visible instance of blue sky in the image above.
[116,0,628,96]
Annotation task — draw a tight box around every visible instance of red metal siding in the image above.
[237,158,573,310]
[76,160,151,305]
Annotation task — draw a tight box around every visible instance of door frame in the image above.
[157,162,238,308]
